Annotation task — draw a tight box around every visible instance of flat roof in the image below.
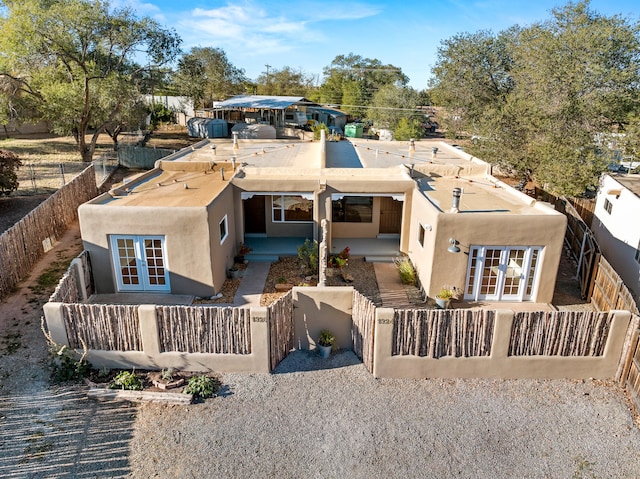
[419,175,555,216]
[100,162,232,207]
[101,137,555,215]
[217,95,313,109]
[614,175,640,198]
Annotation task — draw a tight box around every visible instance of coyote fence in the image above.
[0,165,97,300]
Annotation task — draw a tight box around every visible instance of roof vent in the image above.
[450,187,461,213]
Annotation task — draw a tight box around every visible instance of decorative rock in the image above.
[341,272,354,283]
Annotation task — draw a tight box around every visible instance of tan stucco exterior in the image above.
[79,163,238,297]
[77,136,567,304]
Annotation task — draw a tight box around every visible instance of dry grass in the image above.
[0,133,114,164]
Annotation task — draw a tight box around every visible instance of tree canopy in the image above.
[429,1,640,196]
[319,53,409,117]
[0,0,181,162]
[173,47,248,108]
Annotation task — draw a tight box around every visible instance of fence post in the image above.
[138,305,161,356]
[372,308,395,378]
[491,310,514,360]
[42,302,69,347]
[250,307,271,373]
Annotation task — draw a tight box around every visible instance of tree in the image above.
[394,118,424,141]
[367,84,423,131]
[255,66,316,97]
[319,53,409,116]
[429,1,640,195]
[0,0,181,162]
[173,47,248,107]
[0,149,22,196]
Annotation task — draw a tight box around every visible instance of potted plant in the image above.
[234,242,252,263]
[317,329,335,358]
[435,286,458,309]
[228,264,243,279]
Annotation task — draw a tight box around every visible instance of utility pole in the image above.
[265,64,271,94]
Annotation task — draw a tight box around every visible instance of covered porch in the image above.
[242,235,401,262]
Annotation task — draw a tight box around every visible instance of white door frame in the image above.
[465,246,541,302]
[110,235,170,292]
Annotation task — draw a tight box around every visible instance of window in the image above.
[418,224,426,247]
[110,235,170,292]
[635,239,640,264]
[219,215,228,244]
[332,196,373,223]
[271,195,313,222]
[604,198,613,214]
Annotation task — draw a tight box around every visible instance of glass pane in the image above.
[283,196,313,221]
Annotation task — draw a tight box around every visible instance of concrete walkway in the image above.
[373,262,409,308]
[229,261,271,307]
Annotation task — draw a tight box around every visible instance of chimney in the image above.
[450,187,461,213]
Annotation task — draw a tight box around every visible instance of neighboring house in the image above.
[592,174,640,301]
[198,95,347,133]
[78,135,566,304]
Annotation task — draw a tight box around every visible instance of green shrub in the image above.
[184,375,220,399]
[312,122,329,140]
[394,118,424,141]
[394,256,416,285]
[297,239,319,274]
[109,370,143,391]
[41,317,91,382]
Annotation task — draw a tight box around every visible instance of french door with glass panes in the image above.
[464,246,541,301]
[110,235,170,292]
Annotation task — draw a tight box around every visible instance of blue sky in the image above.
[116,0,639,89]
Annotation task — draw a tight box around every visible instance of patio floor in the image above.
[243,236,401,262]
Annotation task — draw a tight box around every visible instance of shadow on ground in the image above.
[0,385,137,478]
[272,349,362,374]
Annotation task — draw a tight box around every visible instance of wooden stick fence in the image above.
[0,165,97,300]
[352,290,376,373]
[509,311,612,356]
[269,292,294,370]
[392,309,494,358]
[591,256,639,315]
[62,303,141,351]
[156,305,251,354]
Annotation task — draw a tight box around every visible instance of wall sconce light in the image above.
[447,238,460,253]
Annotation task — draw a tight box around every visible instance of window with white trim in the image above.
[604,198,613,214]
[219,215,228,244]
[271,195,313,222]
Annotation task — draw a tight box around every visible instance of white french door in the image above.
[110,235,170,292]
[464,246,541,301]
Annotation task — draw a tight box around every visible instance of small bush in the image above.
[394,257,416,285]
[184,375,220,400]
[41,317,91,382]
[109,370,143,391]
[297,239,319,274]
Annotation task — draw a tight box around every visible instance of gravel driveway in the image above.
[128,350,640,479]
[1,221,638,478]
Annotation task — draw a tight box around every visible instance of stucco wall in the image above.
[373,309,631,379]
[79,199,216,297]
[207,185,239,294]
[292,286,354,350]
[408,191,567,303]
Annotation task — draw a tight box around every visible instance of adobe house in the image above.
[78,134,566,304]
